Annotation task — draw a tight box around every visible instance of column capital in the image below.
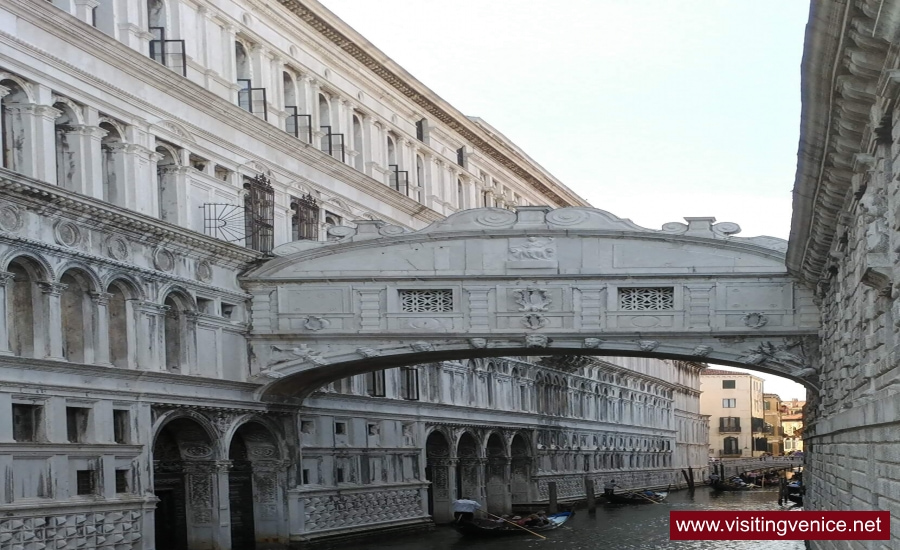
[90,291,114,306]
[0,271,14,286]
[134,300,169,314]
[38,282,67,296]
[0,85,10,100]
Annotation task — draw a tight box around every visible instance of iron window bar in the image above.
[148,27,187,77]
[389,164,409,195]
[290,193,319,241]
[237,79,268,121]
[457,146,466,168]
[319,125,346,162]
[285,106,313,144]
[242,174,275,253]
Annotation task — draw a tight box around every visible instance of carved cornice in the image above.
[276,0,588,209]
[789,0,900,283]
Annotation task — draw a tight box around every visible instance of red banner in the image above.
[670,511,890,540]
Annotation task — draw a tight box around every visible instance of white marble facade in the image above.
[0,0,709,548]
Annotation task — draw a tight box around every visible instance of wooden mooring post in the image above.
[688,467,695,490]
[585,478,596,513]
[548,482,558,514]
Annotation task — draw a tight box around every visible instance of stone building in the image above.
[762,393,783,455]
[699,369,767,458]
[794,0,900,547]
[0,0,709,548]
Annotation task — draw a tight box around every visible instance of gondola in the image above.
[787,493,803,506]
[602,490,668,504]
[455,512,574,537]
[712,481,756,492]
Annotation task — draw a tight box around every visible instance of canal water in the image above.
[337,489,805,550]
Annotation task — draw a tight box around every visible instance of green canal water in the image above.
[335,488,805,550]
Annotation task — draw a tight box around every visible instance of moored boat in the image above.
[712,481,756,492]
[787,493,803,506]
[602,491,668,504]
[455,512,574,537]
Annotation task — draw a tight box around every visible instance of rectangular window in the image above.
[334,422,347,435]
[290,193,319,241]
[115,470,129,493]
[618,287,675,311]
[722,380,736,389]
[336,468,345,483]
[399,289,453,313]
[113,410,129,444]
[416,119,428,142]
[719,417,741,431]
[12,404,42,442]
[722,398,736,408]
[764,401,771,410]
[66,407,90,443]
[366,370,386,397]
[400,367,419,401]
[456,146,467,168]
[76,470,96,495]
[243,175,275,253]
[302,469,310,485]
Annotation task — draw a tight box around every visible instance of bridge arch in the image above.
[242,207,820,401]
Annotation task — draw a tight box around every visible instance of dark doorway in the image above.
[229,434,257,549]
[153,483,187,550]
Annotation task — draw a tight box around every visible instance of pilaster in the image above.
[0,272,14,355]
[38,282,66,360]
[91,292,113,366]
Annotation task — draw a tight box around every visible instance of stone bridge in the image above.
[241,207,820,401]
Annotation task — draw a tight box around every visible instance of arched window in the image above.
[53,101,82,191]
[457,179,464,209]
[1,78,30,173]
[163,293,192,372]
[318,94,330,129]
[6,258,41,357]
[352,115,363,171]
[155,143,179,223]
[147,0,166,33]
[235,41,251,83]
[99,121,126,206]
[60,270,95,364]
[283,71,298,134]
[386,135,396,166]
[106,281,133,368]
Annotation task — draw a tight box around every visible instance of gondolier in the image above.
[452,497,482,523]
[603,479,619,496]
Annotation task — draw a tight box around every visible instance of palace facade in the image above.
[0,0,708,548]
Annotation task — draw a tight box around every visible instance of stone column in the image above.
[0,272,13,356]
[223,24,239,102]
[183,461,219,549]
[361,114,376,177]
[73,0,99,25]
[215,461,233,550]
[38,282,66,360]
[139,146,163,218]
[104,142,132,207]
[91,292,113,366]
[183,310,200,376]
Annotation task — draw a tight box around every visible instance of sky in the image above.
[318,0,810,400]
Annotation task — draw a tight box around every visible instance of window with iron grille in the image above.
[242,175,274,253]
[76,470,96,495]
[291,193,319,241]
[399,289,453,313]
[366,370,386,397]
[400,367,419,400]
[618,287,674,310]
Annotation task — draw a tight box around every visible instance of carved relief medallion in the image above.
[691,345,712,357]
[525,334,549,348]
[638,340,659,352]
[54,220,81,247]
[469,338,487,349]
[196,260,212,282]
[742,312,769,328]
[509,237,555,261]
[514,288,552,312]
[153,248,176,272]
[522,314,548,329]
[0,203,24,233]
[303,316,331,331]
[106,235,130,261]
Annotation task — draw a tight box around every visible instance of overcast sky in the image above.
[319,0,810,400]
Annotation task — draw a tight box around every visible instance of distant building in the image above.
[763,394,783,455]
[782,413,804,454]
[700,369,767,457]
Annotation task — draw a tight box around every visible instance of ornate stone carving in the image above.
[514,287,552,312]
[545,208,589,226]
[522,314,547,330]
[691,345,712,357]
[638,340,659,352]
[473,209,517,227]
[525,334,549,348]
[54,220,81,247]
[209,411,238,435]
[302,490,423,532]
[410,341,434,352]
[303,316,331,331]
[106,235,131,261]
[378,224,407,236]
[737,340,811,373]
[0,202,24,233]
[0,511,143,549]
[267,344,325,367]
[184,445,212,458]
[153,248,175,272]
[583,338,603,349]
[509,237,555,261]
[357,347,381,358]
[742,312,769,328]
[195,260,212,282]
[469,338,487,349]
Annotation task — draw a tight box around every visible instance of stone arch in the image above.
[58,267,99,364]
[484,432,508,514]
[161,289,195,373]
[455,431,481,504]
[1,250,53,281]
[235,38,253,82]
[51,96,85,125]
[103,273,146,300]
[425,429,452,522]
[152,412,219,550]
[227,418,285,548]
[0,73,36,102]
[106,277,141,368]
[4,254,50,358]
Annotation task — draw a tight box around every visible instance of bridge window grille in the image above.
[618,287,674,310]
[291,194,319,241]
[399,289,452,313]
[243,175,275,253]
